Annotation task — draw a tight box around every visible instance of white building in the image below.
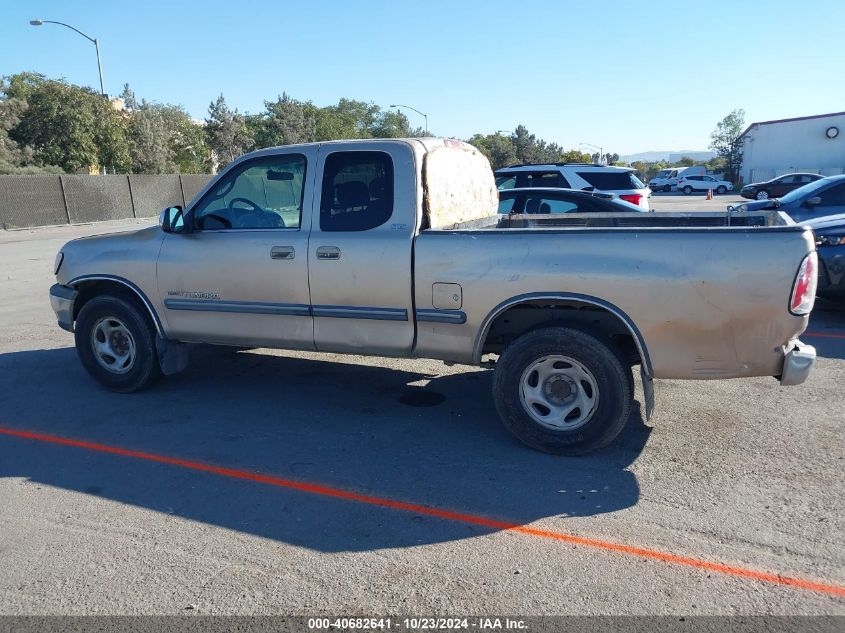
[739,111,845,184]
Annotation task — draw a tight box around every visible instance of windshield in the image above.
[778,178,831,205]
[655,169,672,179]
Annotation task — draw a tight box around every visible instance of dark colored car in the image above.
[740,173,823,200]
[498,188,645,214]
[801,213,845,299]
[727,174,845,223]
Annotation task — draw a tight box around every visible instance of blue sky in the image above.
[2,0,843,154]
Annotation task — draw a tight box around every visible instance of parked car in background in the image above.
[728,175,845,222]
[801,213,845,299]
[498,188,646,214]
[740,173,824,200]
[677,175,733,195]
[648,166,705,192]
[495,163,651,210]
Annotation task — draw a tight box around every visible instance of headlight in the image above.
[54,252,64,275]
[816,235,845,247]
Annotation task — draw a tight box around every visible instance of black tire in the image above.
[492,327,634,455]
[755,189,769,200]
[75,295,161,393]
[663,185,671,192]
[682,185,693,195]
[716,185,727,194]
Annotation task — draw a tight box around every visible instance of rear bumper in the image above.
[779,339,816,386]
[49,283,77,332]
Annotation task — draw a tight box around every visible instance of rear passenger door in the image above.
[307,142,417,356]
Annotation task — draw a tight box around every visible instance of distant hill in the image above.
[620,150,716,163]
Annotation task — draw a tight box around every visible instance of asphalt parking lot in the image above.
[649,190,745,212]
[0,219,843,616]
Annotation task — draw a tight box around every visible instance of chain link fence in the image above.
[0,174,213,230]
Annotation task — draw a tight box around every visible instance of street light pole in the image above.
[389,104,428,136]
[30,19,106,97]
[580,142,604,165]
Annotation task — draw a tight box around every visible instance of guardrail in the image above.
[0,174,213,229]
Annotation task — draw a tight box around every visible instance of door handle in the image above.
[316,246,341,260]
[270,246,295,260]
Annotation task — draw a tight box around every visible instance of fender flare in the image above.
[68,274,165,337]
[472,291,653,376]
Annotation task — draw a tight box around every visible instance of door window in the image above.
[498,195,518,213]
[495,174,517,190]
[192,155,306,230]
[523,195,579,214]
[818,183,845,206]
[320,152,394,231]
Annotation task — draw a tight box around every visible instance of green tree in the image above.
[120,83,138,110]
[7,74,128,173]
[677,155,695,167]
[467,133,518,169]
[0,86,31,172]
[560,149,592,163]
[128,101,208,173]
[205,94,254,170]
[255,93,316,148]
[371,109,410,138]
[314,98,379,140]
[709,108,745,182]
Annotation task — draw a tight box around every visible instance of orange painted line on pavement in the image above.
[804,331,845,340]
[1,425,843,599]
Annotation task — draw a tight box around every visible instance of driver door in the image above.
[156,149,316,349]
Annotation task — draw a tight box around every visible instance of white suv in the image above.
[495,163,651,210]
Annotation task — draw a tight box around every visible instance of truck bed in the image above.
[429,210,796,231]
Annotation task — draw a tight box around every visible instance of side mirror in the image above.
[804,196,822,207]
[159,206,185,233]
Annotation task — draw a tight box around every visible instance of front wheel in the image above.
[682,185,693,195]
[663,185,671,192]
[75,295,161,393]
[492,327,634,455]
[755,190,769,200]
[716,185,727,194]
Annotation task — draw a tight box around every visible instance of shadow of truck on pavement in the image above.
[0,345,649,553]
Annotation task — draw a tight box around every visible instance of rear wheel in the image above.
[682,185,693,195]
[492,327,634,455]
[756,190,769,200]
[75,295,161,393]
[716,185,727,194]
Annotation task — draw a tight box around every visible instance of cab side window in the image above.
[192,154,306,230]
[320,152,394,231]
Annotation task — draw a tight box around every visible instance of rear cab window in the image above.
[320,151,394,231]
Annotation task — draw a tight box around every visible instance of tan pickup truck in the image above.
[49,138,818,454]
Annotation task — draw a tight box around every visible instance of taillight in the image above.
[620,194,642,206]
[790,252,817,315]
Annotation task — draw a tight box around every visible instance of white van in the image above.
[649,165,705,192]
